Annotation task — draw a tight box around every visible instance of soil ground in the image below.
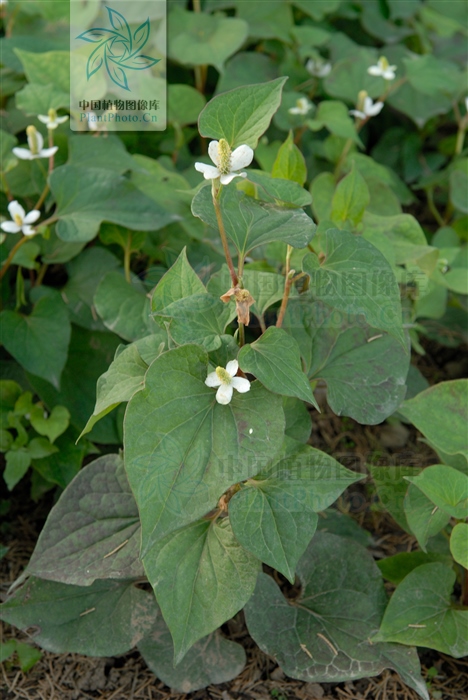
[1,340,468,700]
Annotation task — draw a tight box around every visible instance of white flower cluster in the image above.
[1,201,40,236]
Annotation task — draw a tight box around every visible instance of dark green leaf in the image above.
[27,454,144,585]
[239,327,318,407]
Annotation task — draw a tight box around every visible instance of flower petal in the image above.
[56,115,69,124]
[216,384,233,405]
[1,221,21,233]
[367,66,381,76]
[208,140,219,167]
[23,209,41,224]
[37,115,50,124]
[40,146,58,158]
[349,109,365,119]
[220,172,245,185]
[230,144,254,171]
[288,107,301,114]
[22,225,36,236]
[231,377,251,394]
[12,147,34,160]
[205,371,222,388]
[35,131,44,152]
[195,162,220,180]
[226,360,238,377]
[8,200,25,221]
[368,101,384,116]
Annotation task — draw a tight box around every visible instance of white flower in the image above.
[0,201,40,236]
[38,108,69,130]
[288,97,313,115]
[205,360,251,405]
[195,138,253,185]
[306,58,331,78]
[349,96,384,120]
[12,125,58,160]
[367,56,397,81]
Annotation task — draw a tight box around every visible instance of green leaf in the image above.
[51,166,176,243]
[0,290,71,388]
[139,622,246,693]
[237,0,294,42]
[16,82,69,115]
[15,642,42,672]
[245,171,312,208]
[0,640,16,664]
[198,77,287,149]
[331,165,370,227]
[404,55,461,97]
[80,340,158,439]
[316,509,373,547]
[14,49,70,91]
[229,443,362,581]
[27,454,144,585]
[145,517,259,664]
[0,577,157,656]
[124,344,284,548]
[284,299,409,424]
[0,129,18,174]
[308,101,363,146]
[192,184,315,257]
[30,405,70,443]
[168,84,206,127]
[450,168,468,213]
[377,552,451,585]
[11,241,41,271]
[370,466,421,532]
[94,272,154,341]
[244,532,429,699]
[151,248,206,313]
[405,465,468,519]
[4,449,31,490]
[14,49,69,112]
[27,326,122,445]
[399,380,468,472]
[403,485,451,551]
[362,211,436,272]
[283,397,311,443]
[238,327,319,408]
[0,380,22,408]
[310,172,335,222]
[450,523,468,569]
[374,563,468,658]
[28,436,58,460]
[271,131,307,185]
[67,135,138,173]
[31,428,89,489]
[168,8,248,73]
[303,228,405,345]
[154,294,232,352]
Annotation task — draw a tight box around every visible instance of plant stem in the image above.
[426,187,445,227]
[0,236,29,281]
[276,245,293,329]
[212,181,238,287]
[238,322,245,347]
[0,172,13,202]
[34,183,50,211]
[35,263,48,287]
[124,236,132,283]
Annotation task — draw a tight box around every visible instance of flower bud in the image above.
[26,125,39,155]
